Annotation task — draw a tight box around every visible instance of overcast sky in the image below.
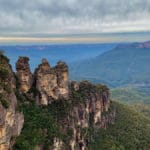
[0,0,150,44]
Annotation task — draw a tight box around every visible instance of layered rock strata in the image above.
[16,57,33,93]
[0,55,24,150]
[35,59,69,105]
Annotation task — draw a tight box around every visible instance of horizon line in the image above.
[0,32,150,45]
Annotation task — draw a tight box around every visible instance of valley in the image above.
[0,41,150,149]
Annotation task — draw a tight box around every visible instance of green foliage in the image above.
[14,87,150,150]
[110,86,150,104]
[48,99,71,122]
[0,94,9,108]
[14,91,75,149]
[14,103,59,150]
[133,104,150,119]
[27,86,39,97]
[0,52,11,93]
[69,81,108,106]
[0,50,9,63]
[14,73,21,90]
[0,65,9,79]
[12,66,150,150]
[89,102,150,150]
[4,83,11,93]
[14,81,110,149]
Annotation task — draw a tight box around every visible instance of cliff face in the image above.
[0,54,24,150]
[16,57,69,105]
[35,59,69,105]
[16,57,33,93]
[1,55,115,150]
[62,81,115,150]
[15,57,115,150]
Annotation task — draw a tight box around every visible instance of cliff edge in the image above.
[0,54,115,150]
[0,53,24,150]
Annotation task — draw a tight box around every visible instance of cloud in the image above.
[0,0,150,35]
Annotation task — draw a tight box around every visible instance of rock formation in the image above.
[16,57,33,93]
[16,57,69,105]
[0,54,24,150]
[35,59,69,105]
[63,81,115,150]
[0,55,115,150]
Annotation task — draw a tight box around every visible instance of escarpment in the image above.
[0,54,24,150]
[15,57,115,150]
[1,55,116,150]
[60,81,115,150]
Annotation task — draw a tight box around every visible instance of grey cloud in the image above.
[0,0,150,35]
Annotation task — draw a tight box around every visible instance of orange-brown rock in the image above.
[0,55,24,150]
[63,81,115,150]
[35,59,69,105]
[16,57,33,93]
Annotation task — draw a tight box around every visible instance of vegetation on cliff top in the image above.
[14,98,150,150]
[89,102,150,150]
[111,86,150,119]
[14,81,109,150]
[1,52,149,150]
[0,51,10,108]
[111,86,150,105]
[14,90,150,150]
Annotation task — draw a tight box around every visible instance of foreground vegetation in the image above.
[14,96,150,150]
[14,82,110,150]
[111,86,150,104]
[111,86,150,119]
[89,102,150,150]
[14,92,73,150]
[1,52,149,149]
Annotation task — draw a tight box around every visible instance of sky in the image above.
[0,0,150,44]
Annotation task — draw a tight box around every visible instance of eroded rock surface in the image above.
[64,81,115,150]
[9,56,115,150]
[16,57,33,93]
[0,55,24,150]
[35,59,69,105]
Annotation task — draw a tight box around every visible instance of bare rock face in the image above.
[71,81,79,91]
[55,61,69,99]
[62,81,115,150]
[35,59,69,105]
[0,55,24,150]
[31,79,113,150]
[12,56,114,150]
[53,138,64,150]
[16,57,33,93]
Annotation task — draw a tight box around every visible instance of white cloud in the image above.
[0,0,150,35]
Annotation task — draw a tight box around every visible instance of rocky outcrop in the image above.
[35,59,69,105]
[63,81,115,150]
[16,57,69,105]
[14,57,115,150]
[0,54,24,150]
[54,61,69,99]
[16,57,33,93]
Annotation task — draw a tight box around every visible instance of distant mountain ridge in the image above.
[0,43,116,71]
[116,41,150,49]
[70,41,150,87]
